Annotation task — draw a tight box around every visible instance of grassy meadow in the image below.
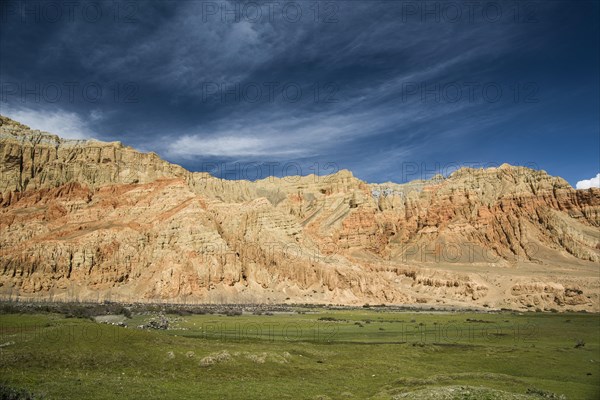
[0,304,598,399]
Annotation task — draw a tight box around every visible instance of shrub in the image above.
[526,387,566,399]
[122,307,132,319]
[0,383,43,399]
[0,304,22,314]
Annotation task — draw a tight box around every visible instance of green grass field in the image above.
[1,306,598,399]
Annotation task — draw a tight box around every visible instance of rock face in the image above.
[1,115,599,310]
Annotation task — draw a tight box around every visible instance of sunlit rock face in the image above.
[1,115,599,311]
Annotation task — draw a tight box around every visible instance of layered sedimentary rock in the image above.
[1,115,599,310]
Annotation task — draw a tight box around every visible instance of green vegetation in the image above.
[0,304,598,399]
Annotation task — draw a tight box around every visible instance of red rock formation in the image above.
[1,115,598,310]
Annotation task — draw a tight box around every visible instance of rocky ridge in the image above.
[1,115,598,311]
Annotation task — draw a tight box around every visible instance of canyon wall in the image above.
[1,115,599,311]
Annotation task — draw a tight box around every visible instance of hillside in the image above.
[1,115,598,310]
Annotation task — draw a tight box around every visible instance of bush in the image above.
[0,383,43,399]
[63,305,94,320]
[162,308,190,316]
[526,387,566,399]
[122,307,132,319]
[0,304,22,314]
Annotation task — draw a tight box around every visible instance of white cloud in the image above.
[166,102,423,159]
[1,106,95,140]
[164,74,497,161]
[576,173,600,189]
[89,109,105,122]
[170,135,296,158]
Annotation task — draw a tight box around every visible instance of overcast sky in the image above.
[1,0,598,186]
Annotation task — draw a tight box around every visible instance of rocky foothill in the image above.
[1,115,598,311]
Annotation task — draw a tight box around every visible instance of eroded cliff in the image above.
[1,115,598,311]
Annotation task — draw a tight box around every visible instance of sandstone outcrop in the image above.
[1,115,598,310]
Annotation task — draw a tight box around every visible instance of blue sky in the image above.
[0,0,598,186]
